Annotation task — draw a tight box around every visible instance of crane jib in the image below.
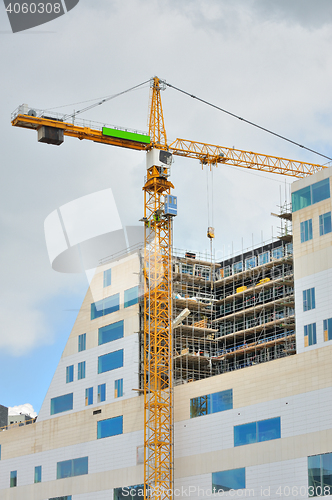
[102,126,150,145]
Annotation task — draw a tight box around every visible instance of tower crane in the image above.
[11,77,327,500]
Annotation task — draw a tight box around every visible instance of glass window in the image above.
[34,465,42,483]
[234,417,281,446]
[124,286,139,308]
[319,212,332,236]
[98,350,123,374]
[323,318,332,342]
[303,288,316,311]
[258,251,269,265]
[114,485,144,499]
[97,415,123,439]
[181,264,193,275]
[212,468,246,492]
[312,178,330,205]
[292,178,330,212]
[103,268,112,287]
[245,256,256,270]
[304,323,317,347]
[301,219,313,243]
[78,361,86,380]
[85,387,93,406]
[115,379,123,398]
[308,452,332,497]
[272,247,283,259]
[66,365,74,384]
[233,261,243,274]
[98,320,123,345]
[292,185,311,212]
[190,389,233,418]
[223,265,231,277]
[57,457,88,479]
[50,393,73,415]
[98,383,106,403]
[195,265,211,280]
[49,497,72,500]
[10,470,17,488]
[91,294,120,320]
[286,243,293,255]
[78,333,86,352]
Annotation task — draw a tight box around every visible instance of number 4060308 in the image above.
[6,3,61,14]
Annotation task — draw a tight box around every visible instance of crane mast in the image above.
[10,77,328,500]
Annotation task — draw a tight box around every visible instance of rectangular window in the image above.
[34,465,42,483]
[98,383,106,403]
[97,415,123,439]
[91,293,120,320]
[57,457,88,479]
[223,265,231,277]
[66,365,74,384]
[286,243,293,255]
[319,211,332,236]
[10,470,17,488]
[292,178,330,212]
[190,389,233,418]
[308,452,332,497]
[98,349,123,374]
[50,393,73,415]
[124,286,139,308]
[98,320,124,346]
[300,219,313,243]
[49,497,72,500]
[233,261,243,274]
[181,263,194,275]
[304,323,317,347]
[115,379,123,398]
[212,468,246,492]
[78,333,86,352]
[323,318,332,342]
[258,251,269,265]
[245,256,256,270]
[234,417,281,446]
[78,361,86,380]
[103,268,112,287]
[114,485,144,500]
[195,264,211,280]
[303,288,316,311]
[272,247,283,260]
[85,387,93,406]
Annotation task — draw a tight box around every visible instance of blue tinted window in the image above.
[49,497,72,500]
[34,466,42,483]
[245,256,256,270]
[257,417,281,442]
[98,383,106,403]
[304,323,317,346]
[292,178,330,212]
[319,212,332,236]
[258,251,269,265]
[115,379,123,398]
[212,468,246,492]
[10,470,17,488]
[124,286,139,308]
[303,288,315,311]
[234,421,257,446]
[98,320,123,346]
[233,261,243,274]
[103,268,112,287]
[78,333,86,352]
[66,365,74,384]
[308,452,332,496]
[114,485,144,500]
[57,457,88,479]
[323,318,332,341]
[51,393,73,415]
[234,417,281,446]
[98,350,123,374]
[190,389,233,418]
[300,219,313,243]
[97,415,123,439]
[85,387,93,406]
[272,247,283,259]
[91,294,120,320]
[78,361,86,380]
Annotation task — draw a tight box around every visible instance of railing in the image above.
[0,418,36,432]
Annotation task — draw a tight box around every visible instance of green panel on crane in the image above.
[102,127,150,144]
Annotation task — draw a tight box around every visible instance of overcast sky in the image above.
[1,0,332,414]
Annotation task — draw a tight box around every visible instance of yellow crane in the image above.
[11,77,327,500]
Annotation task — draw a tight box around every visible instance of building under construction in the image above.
[1,167,332,500]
